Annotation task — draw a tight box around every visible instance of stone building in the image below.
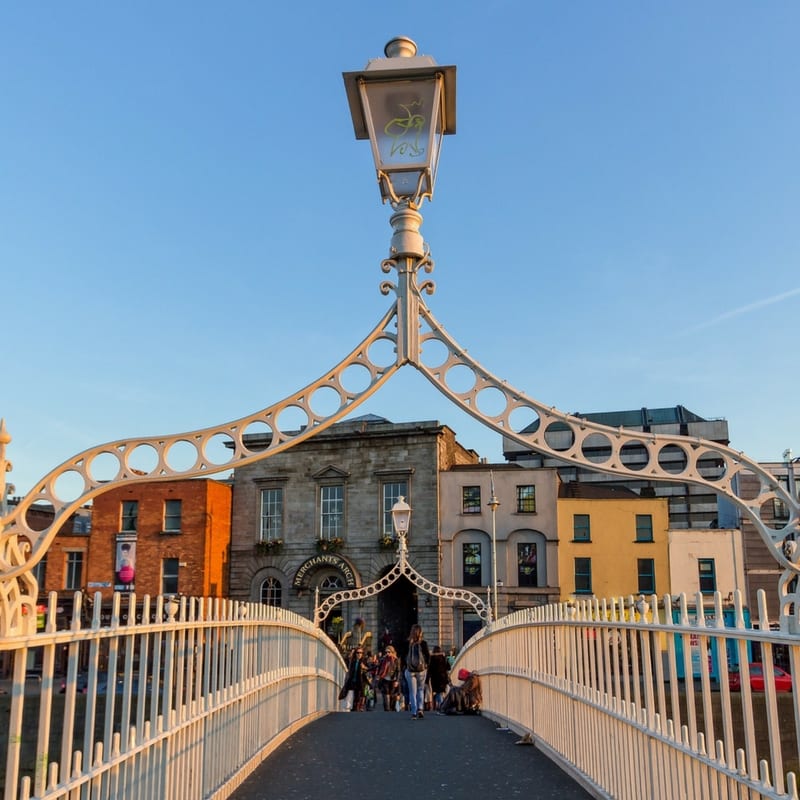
[228,415,477,654]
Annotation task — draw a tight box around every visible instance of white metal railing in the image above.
[453,589,800,800]
[0,591,344,800]
[7,587,800,799]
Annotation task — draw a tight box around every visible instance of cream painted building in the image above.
[440,464,560,643]
[668,527,745,605]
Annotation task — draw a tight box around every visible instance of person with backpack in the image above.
[404,624,430,720]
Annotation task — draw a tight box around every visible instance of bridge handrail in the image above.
[453,589,800,800]
[0,591,345,800]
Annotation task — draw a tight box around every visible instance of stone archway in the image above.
[376,571,416,658]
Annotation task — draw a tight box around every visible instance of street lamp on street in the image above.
[488,472,500,621]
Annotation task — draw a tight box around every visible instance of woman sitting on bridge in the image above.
[436,669,482,715]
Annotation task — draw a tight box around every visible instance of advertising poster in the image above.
[115,537,137,591]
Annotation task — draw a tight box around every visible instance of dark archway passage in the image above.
[376,573,416,658]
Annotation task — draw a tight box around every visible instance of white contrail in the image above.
[684,287,800,333]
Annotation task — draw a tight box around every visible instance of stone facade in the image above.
[228,416,477,654]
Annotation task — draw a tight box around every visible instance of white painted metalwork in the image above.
[313,523,489,626]
[0,35,797,800]
[454,591,800,800]
[0,591,343,800]
[1,37,797,639]
[2,190,797,636]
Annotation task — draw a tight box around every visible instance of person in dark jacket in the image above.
[341,646,370,711]
[404,624,430,719]
[427,645,450,710]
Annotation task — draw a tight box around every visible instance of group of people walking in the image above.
[339,623,481,719]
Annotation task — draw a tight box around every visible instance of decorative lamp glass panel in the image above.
[359,76,444,203]
[391,496,412,535]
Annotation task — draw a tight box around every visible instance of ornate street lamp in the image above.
[343,38,457,369]
[343,36,456,210]
[391,495,412,539]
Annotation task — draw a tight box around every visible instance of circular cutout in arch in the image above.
[476,386,508,419]
[165,439,200,473]
[339,362,372,395]
[242,420,274,451]
[204,432,236,466]
[581,433,612,464]
[760,498,790,534]
[367,336,396,370]
[620,441,649,472]
[88,451,122,484]
[276,405,310,438]
[509,406,540,437]
[444,364,477,395]
[126,443,159,476]
[658,444,688,475]
[419,336,449,370]
[53,470,86,504]
[544,421,575,452]
[309,385,343,419]
[697,450,727,482]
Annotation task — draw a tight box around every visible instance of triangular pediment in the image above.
[312,465,350,480]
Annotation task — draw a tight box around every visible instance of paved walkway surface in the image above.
[231,710,594,800]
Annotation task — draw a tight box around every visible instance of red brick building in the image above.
[88,478,232,602]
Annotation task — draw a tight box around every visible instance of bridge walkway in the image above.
[231,709,594,800]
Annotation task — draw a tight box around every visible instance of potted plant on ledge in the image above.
[379,534,396,550]
[317,537,344,553]
[255,538,283,555]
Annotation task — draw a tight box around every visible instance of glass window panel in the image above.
[574,557,592,594]
[382,481,408,536]
[320,485,344,540]
[635,514,653,542]
[260,488,284,541]
[699,558,716,594]
[164,499,182,533]
[517,543,538,587]
[462,486,481,514]
[162,558,179,595]
[573,514,591,541]
[260,577,282,607]
[516,485,536,513]
[121,501,138,533]
[65,552,83,590]
[638,558,656,594]
[463,543,482,586]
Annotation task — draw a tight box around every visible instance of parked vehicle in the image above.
[729,663,793,692]
[59,672,109,694]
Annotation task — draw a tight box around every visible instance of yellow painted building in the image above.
[557,482,670,602]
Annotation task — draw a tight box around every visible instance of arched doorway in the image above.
[376,572,416,659]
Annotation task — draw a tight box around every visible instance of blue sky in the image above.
[2,3,798,497]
